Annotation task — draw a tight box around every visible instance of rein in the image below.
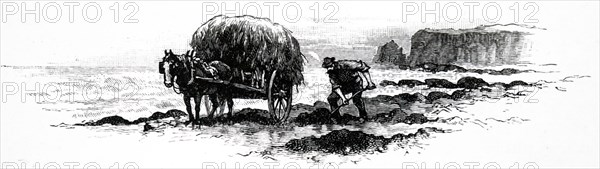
[170,55,194,95]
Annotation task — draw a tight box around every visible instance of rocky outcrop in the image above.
[373,40,407,65]
[408,24,533,66]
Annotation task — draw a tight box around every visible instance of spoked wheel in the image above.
[267,70,293,123]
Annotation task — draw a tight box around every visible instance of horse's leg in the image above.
[183,95,194,128]
[208,94,220,119]
[193,94,202,127]
[215,92,226,116]
[218,98,226,117]
[226,96,234,118]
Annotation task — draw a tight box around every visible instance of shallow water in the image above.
[1,65,562,122]
[1,64,575,164]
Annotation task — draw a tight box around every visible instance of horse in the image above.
[191,54,235,118]
[159,49,234,128]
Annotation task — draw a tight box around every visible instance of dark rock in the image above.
[313,101,330,109]
[372,108,407,123]
[426,91,451,102]
[489,82,508,88]
[371,109,430,125]
[397,79,426,87]
[489,81,529,89]
[413,63,467,73]
[404,113,430,124]
[148,112,171,121]
[479,88,493,92]
[335,114,363,125]
[390,128,430,140]
[436,64,468,73]
[398,65,411,70]
[166,109,187,118]
[293,108,334,125]
[469,68,526,76]
[379,80,397,87]
[292,103,316,113]
[131,110,185,124]
[366,95,396,105]
[468,69,488,74]
[85,110,187,126]
[392,93,426,104]
[226,108,273,125]
[405,62,528,76]
[373,112,392,123]
[450,90,469,100]
[457,76,489,89]
[412,93,428,102]
[425,79,458,88]
[131,117,149,124]
[506,80,529,88]
[388,108,409,123]
[367,93,427,106]
[143,123,155,132]
[90,116,131,126]
[491,68,521,75]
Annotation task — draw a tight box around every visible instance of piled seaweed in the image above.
[292,105,434,126]
[190,15,304,86]
[285,128,431,155]
[401,62,535,75]
[381,76,531,90]
[75,109,187,126]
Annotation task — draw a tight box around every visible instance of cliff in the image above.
[373,40,407,65]
[407,24,535,66]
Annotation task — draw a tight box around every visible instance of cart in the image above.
[190,15,305,123]
[195,70,294,122]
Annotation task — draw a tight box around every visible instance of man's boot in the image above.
[366,82,377,90]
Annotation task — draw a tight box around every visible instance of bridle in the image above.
[160,52,192,95]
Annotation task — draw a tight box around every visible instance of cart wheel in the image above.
[267,70,293,123]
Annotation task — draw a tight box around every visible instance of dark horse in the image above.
[159,49,234,128]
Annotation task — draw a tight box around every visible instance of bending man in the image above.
[322,57,376,121]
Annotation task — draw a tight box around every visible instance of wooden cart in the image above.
[197,70,294,123]
[190,15,304,123]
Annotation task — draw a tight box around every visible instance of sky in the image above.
[0,1,598,67]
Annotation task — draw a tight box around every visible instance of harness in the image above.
[170,55,193,95]
[163,53,221,95]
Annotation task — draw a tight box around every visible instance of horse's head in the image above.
[159,49,190,88]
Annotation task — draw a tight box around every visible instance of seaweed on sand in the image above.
[285,128,433,155]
